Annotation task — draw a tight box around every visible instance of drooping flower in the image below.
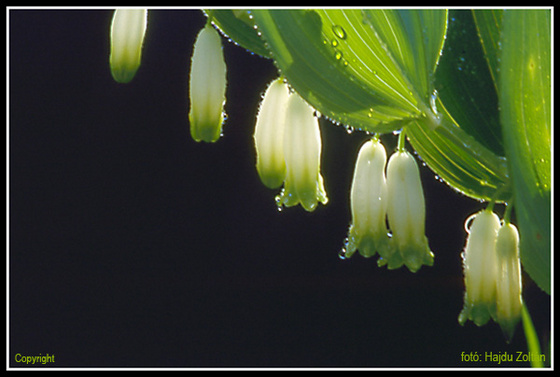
[254,79,291,189]
[344,138,391,259]
[384,150,434,272]
[495,221,523,342]
[458,209,501,327]
[188,23,227,143]
[109,9,148,84]
[276,92,328,212]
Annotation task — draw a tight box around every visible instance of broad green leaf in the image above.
[361,9,447,105]
[499,9,551,293]
[251,9,447,133]
[434,10,504,157]
[204,9,270,58]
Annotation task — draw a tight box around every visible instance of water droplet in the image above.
[334,50,343,60]
[464,213,478,234]
[331,38,339,47]
[275,191,284,212]
[332,25,347,40]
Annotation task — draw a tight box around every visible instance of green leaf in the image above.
[251,9,448,133]
[361,9,448,104]
[499,9,551,293]
[472,9,503,91]
[434,10,504,157]
[405,9,511,202]
[204,9,270,58]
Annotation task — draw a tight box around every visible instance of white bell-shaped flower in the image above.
[344,138,391,259]
[188,23,227,143]
[495,221,523,342]
[110,9,148,83]
[385,150,433,272]
[254,79,290,189]
[458,209,501,327]
[277,92,328,212]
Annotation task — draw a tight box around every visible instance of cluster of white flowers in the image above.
[254,79,328,212]
[110,12,525,341]
[459,209,523,341]
[344,138,434,272]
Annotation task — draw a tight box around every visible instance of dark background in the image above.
[8,9,551,368]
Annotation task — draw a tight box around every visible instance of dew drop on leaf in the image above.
[332,24,347,40]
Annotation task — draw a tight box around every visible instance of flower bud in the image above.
[385,150,433,272]
[496,222,523,342]
[458,210,500,327]
[254,79,290,189]
[188,23,227,143]
[344,138,390,259]
[110,9,148,83]
[276,93,328,212]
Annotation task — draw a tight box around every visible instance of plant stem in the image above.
[521,302,544,368]
[397,128,407,152]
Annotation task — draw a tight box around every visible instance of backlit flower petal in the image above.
[345,138,390,259]
[458,210,500,327]
[254,79,290,189]
[110,9,148,83]
[277,93,328,212]
[385,150,433,272]
[496,222,523,342]
[188,23,227,143]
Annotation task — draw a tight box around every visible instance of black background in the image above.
[9,9,551,368]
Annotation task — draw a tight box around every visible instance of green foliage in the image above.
[206,8,551,293]
[499,9,551,293]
